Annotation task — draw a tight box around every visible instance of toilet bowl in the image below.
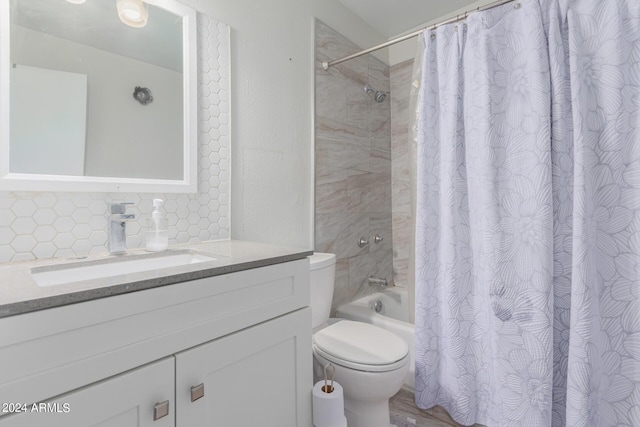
[313,320,409,427]
[309,253,409,427]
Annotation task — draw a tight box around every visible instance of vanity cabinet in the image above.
[0,259,312,427]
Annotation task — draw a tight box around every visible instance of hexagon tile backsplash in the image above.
[0,13,230,263]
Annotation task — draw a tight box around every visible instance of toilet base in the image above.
[344,396,394,427]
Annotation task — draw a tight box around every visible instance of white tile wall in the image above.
[0,13,230,263]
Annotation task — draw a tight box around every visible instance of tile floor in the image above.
[389,389,484,427]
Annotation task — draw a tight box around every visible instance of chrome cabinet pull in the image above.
[191,383,205,402]
[153,400,169,421]
[358,237,369,248]
[374,234,383,244]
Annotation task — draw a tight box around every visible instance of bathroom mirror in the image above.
[0,0,197,193]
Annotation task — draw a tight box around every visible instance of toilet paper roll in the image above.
[312,380,348,427]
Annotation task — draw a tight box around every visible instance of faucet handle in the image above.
[368,277,388,288]
[109,202,134,214]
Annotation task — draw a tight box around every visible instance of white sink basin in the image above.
[31,252,216,287]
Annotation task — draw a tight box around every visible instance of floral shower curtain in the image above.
[414,0,640,426]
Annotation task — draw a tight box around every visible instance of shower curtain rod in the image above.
[321,0,517,71]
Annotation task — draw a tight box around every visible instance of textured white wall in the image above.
[0,13,230,262]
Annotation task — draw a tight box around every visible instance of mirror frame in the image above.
[0,0,198,193]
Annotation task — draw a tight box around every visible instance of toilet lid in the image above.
[313,320,408,365]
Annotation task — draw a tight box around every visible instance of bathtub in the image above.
[335,287,415,391]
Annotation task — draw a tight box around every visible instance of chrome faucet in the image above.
[108,202,135,255]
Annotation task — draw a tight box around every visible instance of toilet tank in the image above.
[308,253,336,329]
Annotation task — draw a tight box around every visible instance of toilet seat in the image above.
[313,345,409,372]
[313,320,409,373]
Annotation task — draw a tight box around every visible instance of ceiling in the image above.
[339,0,479,38]
[12,0,183,72]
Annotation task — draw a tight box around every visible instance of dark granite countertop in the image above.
[0,240,313,318]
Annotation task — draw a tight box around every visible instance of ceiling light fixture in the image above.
[116,0,149,28]
[65,0,87,4]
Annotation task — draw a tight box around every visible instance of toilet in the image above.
[309,253,409,427]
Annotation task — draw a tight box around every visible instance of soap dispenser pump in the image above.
[146,199,168,252]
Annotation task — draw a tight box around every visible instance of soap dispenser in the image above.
[146,199,168,252]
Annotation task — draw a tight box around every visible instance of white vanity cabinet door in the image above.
[176,308,313,427]
[0,358,175,427]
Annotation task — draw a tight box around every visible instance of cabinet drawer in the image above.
[0,259,309,407]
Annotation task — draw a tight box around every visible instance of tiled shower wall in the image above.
[314,20,393,310]
[390,59,415,287]
[0,13,230,263]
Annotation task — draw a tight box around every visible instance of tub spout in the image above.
[368,276,388,288]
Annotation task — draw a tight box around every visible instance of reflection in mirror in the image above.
[9,0,187,181]
[10,0,183,180]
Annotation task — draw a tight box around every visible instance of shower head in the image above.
[364,84,387,103]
